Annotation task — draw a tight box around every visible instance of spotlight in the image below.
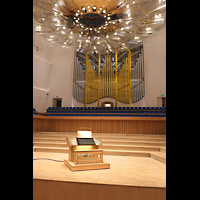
[81,7,87,12]
[102,10,106,14]
[93,6,97,12]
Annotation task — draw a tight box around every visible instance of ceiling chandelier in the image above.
[33,0,166,53]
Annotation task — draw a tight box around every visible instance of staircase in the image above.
[33,132,166,163]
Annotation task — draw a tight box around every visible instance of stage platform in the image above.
[33,152,166,200]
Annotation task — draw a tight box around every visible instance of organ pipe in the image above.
[73,46,144,106]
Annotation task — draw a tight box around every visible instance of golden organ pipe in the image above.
[109,55,112,96]
[84,53,88,107]
[98,53,100,107]
[105,54,106,97]
[108,54,109,97]
[115,50,118,107]
[74,47,142,105]
[106,54,107,97]
[107,55,108,96]
[129,51,132,107]
[108,55,111,97]
[104,60,106,97]
[109,54,111,97]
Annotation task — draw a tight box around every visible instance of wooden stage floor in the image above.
[33,152,166,188]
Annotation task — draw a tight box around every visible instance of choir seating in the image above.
[33,108,38,115]
[45,106,166,117]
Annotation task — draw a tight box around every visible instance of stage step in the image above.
[33,138,166,148]
[33,146,69,153]
[33,141,67,148]
[103,149,150,157]
[33,135,166,142]
[33,146,150,157]
[101,140,166,147]
[33,142,161,152]
[160,147,166,152]
[33,137,66,142]
[102,144,160,151]
[33,133,166,141]
[33,132,166,138]
[34,137,165,142]
[33,132,166,163]
[150,152,166,163]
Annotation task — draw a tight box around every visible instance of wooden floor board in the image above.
[33,152,166,188]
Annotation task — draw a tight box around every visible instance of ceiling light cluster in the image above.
[72,5,110,29]
[33,0,166,53]
[73,12,115,30]
[76,6,107,15]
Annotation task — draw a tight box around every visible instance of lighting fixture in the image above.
[33,0,166,52]
[93,6,97,11]
[35,26,41,31]
[146,27,152,31]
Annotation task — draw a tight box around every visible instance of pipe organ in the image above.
[73,45,144,106]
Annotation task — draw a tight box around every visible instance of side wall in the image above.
[33,32,75,112]
[46,45,75,108]
[143,26,166,107]
[33,33,52,112]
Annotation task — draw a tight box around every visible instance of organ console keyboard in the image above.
[64,128,110,171]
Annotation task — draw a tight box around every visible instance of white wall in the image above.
[33,33,52,112]
[143,25,166,107]
[33,32,75,112]
[47,45,75,108]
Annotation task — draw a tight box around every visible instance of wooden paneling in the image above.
[33,179,166,200]
[33,115,166,134]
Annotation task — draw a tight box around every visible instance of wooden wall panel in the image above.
[33,115,166,135]
[33,179,166,200]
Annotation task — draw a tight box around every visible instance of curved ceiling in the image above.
[33,0,166,53]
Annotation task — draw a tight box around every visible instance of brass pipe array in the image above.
[73,46,144,107]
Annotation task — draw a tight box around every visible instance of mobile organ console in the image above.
[64,129,110,171]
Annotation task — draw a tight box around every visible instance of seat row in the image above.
[46,110,165,114]
[48,113,166,117]
[33,108,39,115]
[48,107,166,110]
[47,106,166,110]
